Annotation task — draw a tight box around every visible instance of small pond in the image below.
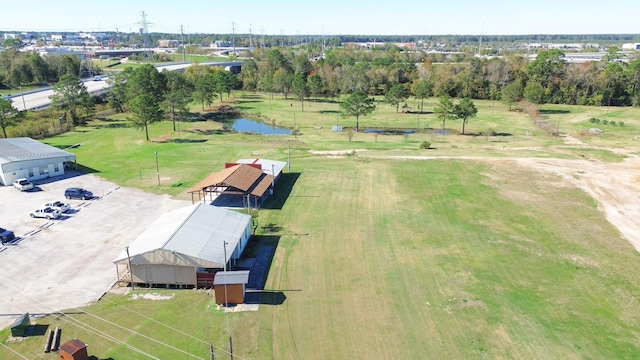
[232,118,292,135]
[363,128,416,135]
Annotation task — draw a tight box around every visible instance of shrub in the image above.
[619,121,625,127]
[602,119,609,125]
[609,120,616,126]
[419,141,431,149]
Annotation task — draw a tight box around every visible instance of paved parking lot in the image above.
[0,171,190,329]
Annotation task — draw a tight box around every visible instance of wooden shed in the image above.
[57,339,89,360]
[214,270,250,305]
[10,313,30,337]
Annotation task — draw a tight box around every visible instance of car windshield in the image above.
[19,180,29,185]
[53,201,62,206]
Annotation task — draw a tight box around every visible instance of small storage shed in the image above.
[214,270,250,305]
[10,313,30,337]
[57,339,89,360]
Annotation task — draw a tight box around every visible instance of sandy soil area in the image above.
[353,146,640,252]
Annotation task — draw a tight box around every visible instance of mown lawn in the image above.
[2,93,640,359]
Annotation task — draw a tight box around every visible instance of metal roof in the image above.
[188,164,265,193]
[59,339,87,355]
[236,159,287,177]
[0,137,76,165]
[113,203,251,267]
[213,270,250,285]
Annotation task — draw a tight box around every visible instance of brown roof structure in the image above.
[189,164,274,204]
[189,164,263,193]
[58,339,88,360]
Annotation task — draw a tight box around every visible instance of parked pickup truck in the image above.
[43,200,71,213]
[13,178,33,191]
[29,207,61,220]
[0,227,15,244]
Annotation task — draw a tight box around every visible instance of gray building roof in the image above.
[0,137,75,165]
[114,203,252,268]
[213,270,250,285]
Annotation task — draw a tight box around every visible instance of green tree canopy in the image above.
[307,73,323,101]
[340,90,376,132]
[433,95,456,134]
[0,98,22,138]
[454,98,478,134]
[501,81,523,110]
[384,84,411,112]
[411,79,432,113]
[292,74,310,111]
[163,71,193,131]
[126,65,168,140]
[524,82,545,105]
[50,74,94,126]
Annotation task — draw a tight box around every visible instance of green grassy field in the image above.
[2,93,640,359]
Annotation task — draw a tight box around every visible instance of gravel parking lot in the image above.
[0,171,190,329]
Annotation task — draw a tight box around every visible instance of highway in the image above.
[8,61,243,111]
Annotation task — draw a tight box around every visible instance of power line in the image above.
[0,275,247,360]
[0,343,31,360]
[0,278,161,359]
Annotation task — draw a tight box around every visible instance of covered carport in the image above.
[188,164,273,208]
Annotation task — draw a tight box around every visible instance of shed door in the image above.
[175,268,184,284]
[145,266,153,283]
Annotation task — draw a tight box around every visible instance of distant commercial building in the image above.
[622,43,640,51]
[211,40,232,48]
[158,39,180,48]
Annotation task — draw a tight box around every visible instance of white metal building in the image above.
[0,137,76,186]
[236,158,287,182]
[113,203,252,288]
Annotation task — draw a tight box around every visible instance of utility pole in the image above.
[180,25,186,63]
[154,150,160,186]
[249,24,253,49]
[478,22,484,56]
[125,246,134,290]
[260,26,265,48]
[231,22,236,57]
[322,24,325,53]
[288,145,291,172]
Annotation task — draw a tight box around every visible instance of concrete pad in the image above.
[0,172,190,330]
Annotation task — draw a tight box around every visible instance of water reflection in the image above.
[232,118,292,135]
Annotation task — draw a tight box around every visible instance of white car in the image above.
[43,201,71,213]
[30,207,61,220]
[13,178,34,191]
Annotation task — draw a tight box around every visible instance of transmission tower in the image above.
[140,11,151,60]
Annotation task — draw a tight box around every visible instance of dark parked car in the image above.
[64,187,93,200]
[0,227,16,244]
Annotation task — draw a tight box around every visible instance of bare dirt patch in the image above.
[130,293,175,301]
[359,151,640,252]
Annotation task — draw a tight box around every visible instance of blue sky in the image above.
[1,0,639,35]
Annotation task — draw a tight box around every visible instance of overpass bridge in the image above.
[6,61,244,111]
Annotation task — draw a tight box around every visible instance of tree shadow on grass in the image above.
[540,109,570,114]
[319,110,340,114]
[154,138,208,144]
